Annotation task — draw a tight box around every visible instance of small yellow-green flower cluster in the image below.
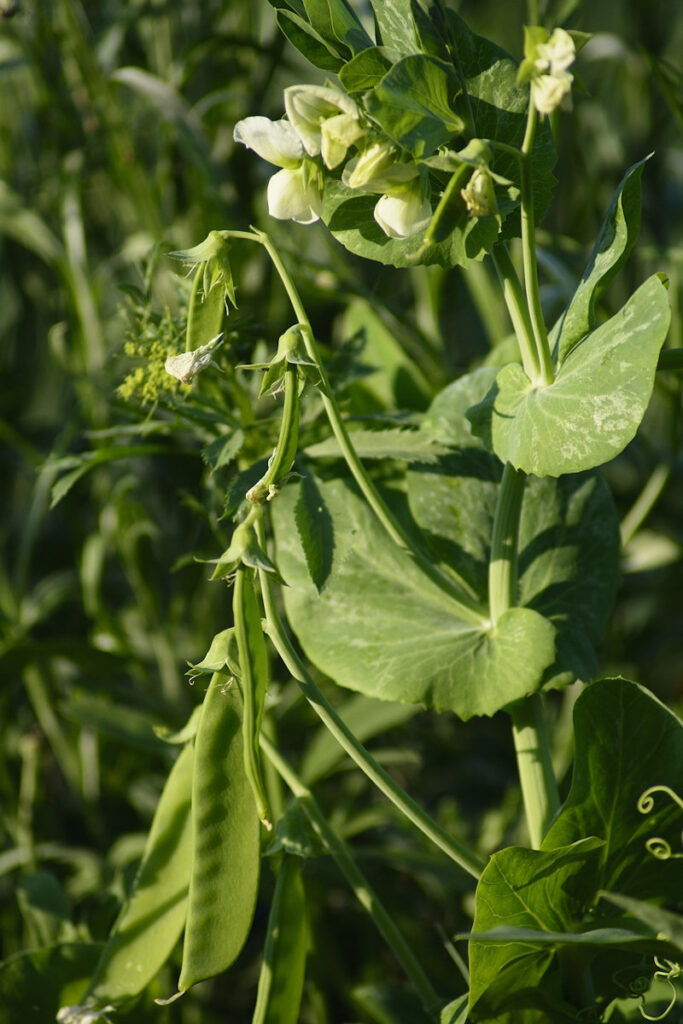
[118,303,190,405]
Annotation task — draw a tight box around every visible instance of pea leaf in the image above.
[325,0,373,55]
[369,0,419,56]
[251,856,308,1024]
[271,475,556,719]
[179,677,260,992]
[467,276,671,476]
[202,429,245,471]
[87,743,194,1003]
[407,368,620,687]
[364,55,465,158]
[306,428,449,463]
[275,10,344,72]
[339,47,396,94]
[549,157,649,365]
[294,470,334,593]
[542,678,683,904]
[598,893,683,955]
[468,838,605,1023]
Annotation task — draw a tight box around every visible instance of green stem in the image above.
[519,104,554,385]
[490,246,541,380]
[489,464,559,848]
[620,463,671,548]
[488,463,525,624]
[510,695,560,849]
[260,733,442,1019]
[247,362,299,504]
[229,228,485,624]
[254,520,484,879]
[233,567,272,828]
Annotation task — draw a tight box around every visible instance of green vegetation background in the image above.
[0,1,681,1021]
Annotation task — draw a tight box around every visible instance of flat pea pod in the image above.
[185,263,224,353]
[179,673,261,992]
[233,567,272,828]
[251,855,308,1024]
[87,742,194,1004]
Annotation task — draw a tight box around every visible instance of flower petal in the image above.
[267,167,322,224]
[342,142,418,193]
[373,189,432,239]
[284,84,359,157]
[233,116,304,168]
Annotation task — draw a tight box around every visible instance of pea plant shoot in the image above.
[53,1,682,1022]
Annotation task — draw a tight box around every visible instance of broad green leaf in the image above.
[468,838,604,1022]
[251,857,308,1024]
[339,47,396,94]
[179,677,260,992]
[306,428,449,463]
[325,0,374,54]
[301,693,417,783]
[542,678,683,904]
[271,476,556,719]
[468,276,671,476]
[302,0,351,57]
[88,743,194,1003]
[549,158,649,365]
[465,926,658,949]
[441,994,469,1024]
[294,471,334,593]
[599,893,683,955]
[275,10,344,72]
[0,943,101,1024]
[369,0,419,56]
[407,368,620,685]
[340,298,432,411]
[364,55,465,159]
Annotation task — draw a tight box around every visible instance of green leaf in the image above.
[407,368,620,686]
[364,55,465,158]
[187,628,238,677]
[468,838,604,1022]
[47,444,174,508]
[549,158,649,364]
[0,943,102,1024]
[202,429,245,471]
[301,693,417,783]
[275,10,344,72]
[369,0,419,56]
[179,677,261,992]
[440,994,469,1024]
[467,276,671,476]
[306,428,449,463]
[251,856,308,1024]
[352,983,434,1023]
[465,926,658,949]
[271,476,556,719]
[598,893,683,955]
[294,471,334,593]
[542,678,683,903]
[88,743,194,1003]
[325,0,374,55]
[339,47,396,94]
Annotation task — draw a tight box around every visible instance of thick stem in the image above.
[488,463,525,624]
[510,695,561,848]
[620,463,671,548]
[490,246,540,381]
[254,520,484,879]
[231,228,485,624]
[489,464,560,847]
[260,733,441,1020]
[520,104,554,385]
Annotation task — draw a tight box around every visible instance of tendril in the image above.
[637,786,683,861]
[638,958,681,1022]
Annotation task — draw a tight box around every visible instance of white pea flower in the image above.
[284,84,363,169]
[233,116,323,224]
[373,178,432,239]
[165,333,224,384]
[57,1004,115,1024]
[460,168,497,218]
[530,28,576,115]
[342,141,417,193]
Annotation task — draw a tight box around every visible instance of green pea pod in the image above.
[178,674,261,992]
[185,263,225,353]
[234,567,272,828]
[251,855,308,1024]
[87,742,194,1004]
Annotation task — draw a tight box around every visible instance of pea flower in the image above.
[342,141,432,239]
[57,1004,115,1024]
[518,27,576,115]
[164,333,224,384]
[460,168,497,218]
[233,116,323,224]
[284,84,363,169]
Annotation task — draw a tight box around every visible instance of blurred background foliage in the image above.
[0,0,681,1021]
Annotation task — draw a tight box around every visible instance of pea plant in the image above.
[57,1,682,1022]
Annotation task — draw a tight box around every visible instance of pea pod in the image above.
[178,674,261,992]
[234,567,272,828]
[252,855,308,1024]
[185,262,225,353]
[87,742,194,1004]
